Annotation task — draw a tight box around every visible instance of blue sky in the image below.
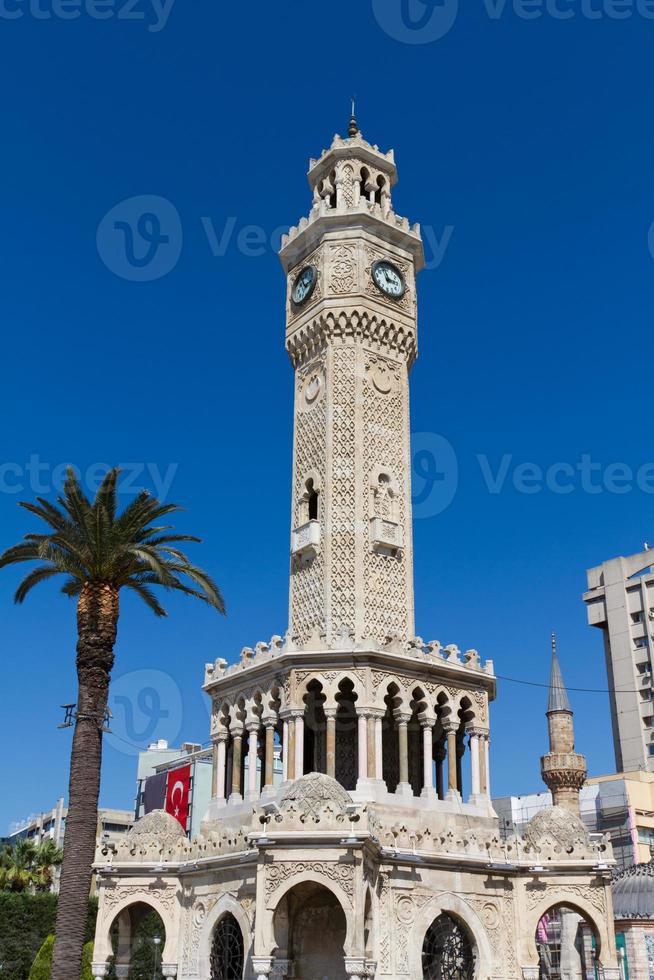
[1,0,653,832]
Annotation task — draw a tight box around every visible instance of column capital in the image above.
[280,707,304,720]
[364,707,386,720]
[246,720,261,734]
[442,721,459,735]
[467,725,488,738]
[262,715,277,729]
[419,715,436,729]
[161,967,177,980]
[92,965,108,980]
[356,706,381,719]
[394,710,412,725]
[212,730,230,744]
[252,956,274,979]
[324,707,338,719]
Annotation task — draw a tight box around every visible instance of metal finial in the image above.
[348,96,359,138]
[551,631,557,657]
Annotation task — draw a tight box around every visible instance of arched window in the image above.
[307,479,319,521]
[210,913,244,980]
[422,913,475,980]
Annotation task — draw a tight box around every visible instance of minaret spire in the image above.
[548,632,571,713]
[540,634,587,815]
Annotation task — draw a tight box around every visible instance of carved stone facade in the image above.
[92,123,622,980]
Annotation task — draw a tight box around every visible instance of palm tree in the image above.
[0,839,36,892]
[32,838,64,892]
[0,468,225,980]
[0,838,64,893]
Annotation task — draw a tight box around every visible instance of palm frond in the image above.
[14,565,62,603]
[122,580,168,617]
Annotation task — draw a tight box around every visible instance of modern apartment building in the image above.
[583,545,654,773]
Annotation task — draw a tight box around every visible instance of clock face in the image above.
[292,265,317,305]
[371,259,405,299]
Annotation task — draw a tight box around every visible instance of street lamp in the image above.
[152,935,161,980]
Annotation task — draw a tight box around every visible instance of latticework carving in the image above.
[290,355,327,643]
[329,345,357,640]
[363,350,411,641]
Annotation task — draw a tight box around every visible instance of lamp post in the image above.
[152,935,161,980]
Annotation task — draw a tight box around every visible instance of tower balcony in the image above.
[370,517,404,555]
[291,519,321,558]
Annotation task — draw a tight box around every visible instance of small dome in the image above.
[523,805,589,852]
[613,857,654,920]
[278,772,353,817]
[127,809,186,843]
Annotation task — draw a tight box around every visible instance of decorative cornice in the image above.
[285,309,417,370]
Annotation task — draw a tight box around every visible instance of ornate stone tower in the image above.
[541,634,587,815]
[279,115,424,647]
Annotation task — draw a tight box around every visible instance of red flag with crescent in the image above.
[164,764,191,830]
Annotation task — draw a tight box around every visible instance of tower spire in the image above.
[548,631,571,713]
[348,96,359,138]
[541,634,587,815]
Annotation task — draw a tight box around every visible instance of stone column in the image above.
[444,723,459,797]
[469,728,481,798]
[374,712,384,781]
[479,732,490,796]
[367,714,376,780]
[286,715,296,781]
[395,711,412,794]
[293,710,304,779]
[246,723,260,799]
[264,722,275,787]
[325,708,337,779]
[212,732,228,802]
[484,733,491,797]
[357,711,368,782]
[435,735,446,800]
[282,718,289,781]
[421,719,436,798]
[231,726,244,800]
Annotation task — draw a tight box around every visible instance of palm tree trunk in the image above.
[51,582,118,980]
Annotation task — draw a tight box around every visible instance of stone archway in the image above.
[106,901,167,978]
[272,880,348,980]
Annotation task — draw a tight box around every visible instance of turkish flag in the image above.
[164,764,191,831]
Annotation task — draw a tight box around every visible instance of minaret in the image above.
[541,634,587,815]
[279,116,424,647]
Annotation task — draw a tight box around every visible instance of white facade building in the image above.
[584,546,654,773]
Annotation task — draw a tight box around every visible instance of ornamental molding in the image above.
[264,860,354,903]
[285,309,417,370]
[525,881,606,915]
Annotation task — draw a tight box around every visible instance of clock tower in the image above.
[280,115,424,647]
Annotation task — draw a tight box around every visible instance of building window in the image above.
[637,827,654,844]
[422,913,475,980]
[210,913,244,980]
